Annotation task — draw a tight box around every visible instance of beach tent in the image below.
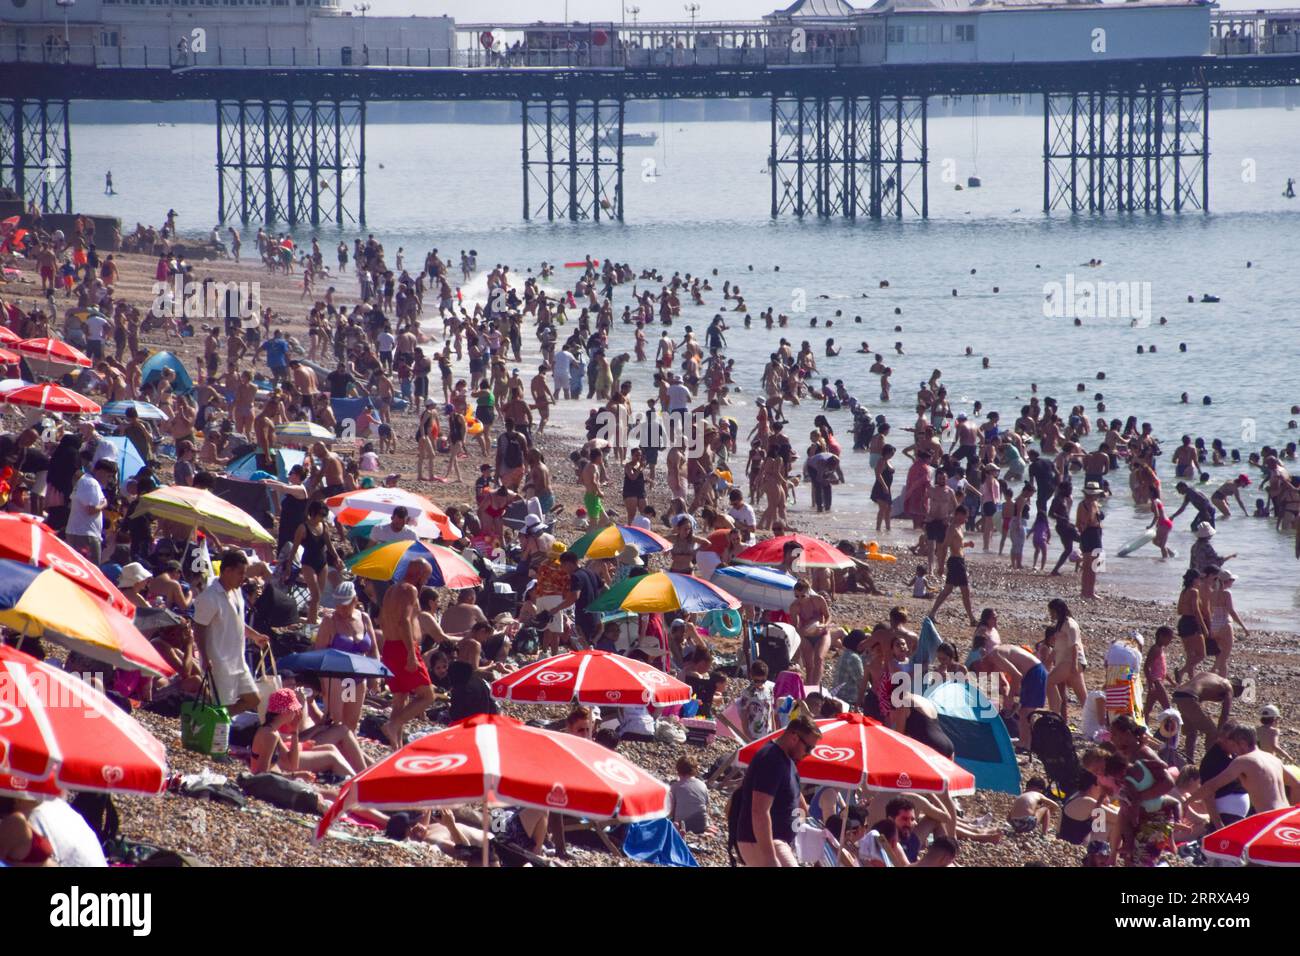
[227,447,306,482]
[141,351,194,396]
[622,818,699,867]
[331,397,371,434]
[99,436,147,486]
[924,679,1021,795]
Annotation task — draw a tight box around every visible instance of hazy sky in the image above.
[361,0,1300,22]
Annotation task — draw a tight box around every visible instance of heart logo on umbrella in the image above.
[102,766,125,786]
[605,691,623,702]
[1275,827,1300,846]
[0,702,22,728]
[395,754,468,775]
[6,774,27,791]
[537,671,573,684]
[45,555,90,579]
[811,745,854,763]
[593,759,638,787]
[546,783,569,808]
[895,772,912,789]
[640,671,669,686]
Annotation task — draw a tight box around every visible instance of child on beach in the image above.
[1258,705,1294,761]
[1008,777,1059,835]
[1009,502,1029,569]
[1148,493,1175,558]
[1142,626,1175,722]
[911,565,935,599]
[1031,509,1050,571]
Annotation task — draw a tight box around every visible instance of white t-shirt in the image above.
[377,331,396,352]
[85,313,111,342]
[193,582,248,673]
[91,436,118,465]
[631,513,652,531]
[666,384,692,413]
[696,548,722,579]
[728,504,756,535]
[551,349,572,381]
[29,798,107,867]
[67,473,105,537]
[369,523,419,544]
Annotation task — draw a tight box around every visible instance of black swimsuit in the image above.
[300,523,330,573]
[871,465,894,504]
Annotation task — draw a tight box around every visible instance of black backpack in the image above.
[1029,710,1084,799]
[501,431,525,469]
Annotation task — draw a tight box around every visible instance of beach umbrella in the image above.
[0,644,169,795]
[275,420,336,443]
[277,648,393,679]
[0,769,64,801]
[735,533,855,570]
[348,511,456,543]
[710,564,797,611]
[14,337,92,368]
[568,524,671,560]
[0,326,20,346]
[133,484,275,544]
[587,570,741,615]
[1202,805,1300,867]
[346,539,481,588]
[1,382,100,415]
[99,435,148,487]
[0,513,136,619]
[315,713,670,865]
[0,560,174,678]
[102,399,167,422]
[0,348,21,365]
[736,712,977,796]
[327,487,460,541]
[491,650,692,707]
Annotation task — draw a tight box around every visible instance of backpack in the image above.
[501,431,525,469]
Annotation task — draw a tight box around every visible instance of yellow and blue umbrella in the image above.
[275,421,336,443]
[568,524,671,560]
[346,539,481,588]
[588,571,741,615]
[132,484,275,545]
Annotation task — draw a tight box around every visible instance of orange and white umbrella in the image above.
[327,487,460,541]
[132,484,274,544]
[737,712,976,795]
[1,382,100,415]
[1202,805,1300,866]
[15,337,93,368]
[0,644,169,795]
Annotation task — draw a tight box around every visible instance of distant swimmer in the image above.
[825,338,840,357]
[1286,177,1296,198]
[858,342,871,353]
[104,171,114,195]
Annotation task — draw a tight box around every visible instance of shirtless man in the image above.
[789,578,832,689]
[440,588,489,637]
[581,449,607,526]
[971,636,1049,747]
[234,371,258,437]
[291,360,319,402]
[929,507,978,626]
[254,400,278,461]
[756,452,790,530]
[531,365,554,434]
[1171,671,1242,760]
[378,560,436,749]
[1183,723,1300,816]
[923,471,956,575]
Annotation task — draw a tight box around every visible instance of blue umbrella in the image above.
[710,564,797,611]
[102,400,167,422]
[99,436,147,486]
[277,648,393,679]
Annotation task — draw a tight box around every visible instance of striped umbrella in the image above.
[275,420,336,443]
[132,484,274,545]
[327,487,460,541]
[568,524,671,560]
[0,513,135,619]
[587,571,741,615]
[0,561,173,678]
[1202,805,1300,867]
[346,539,481,588]
[710,564,797,611]
[15,337,93,367]
[102,399,168,421]
[1,383,100,415]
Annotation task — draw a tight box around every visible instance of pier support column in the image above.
[771,93,927,220]
[0,98,72,214]
[522,98,624,223]
[1044,84,1208,214]
[216,99,365,226]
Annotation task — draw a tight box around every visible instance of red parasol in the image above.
[491,649,692,707]
[1202,805,1300,866]
[1,382,101,414]
[737,712,977,795]
[735,533,856,570]
[14,337,93,368]
[0,644,169,795]
[0,513,136,619]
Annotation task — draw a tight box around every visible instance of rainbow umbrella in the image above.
[346,539,481,588]
[133,485,275,545]
[568,523,671,560]
[587,571,741,615]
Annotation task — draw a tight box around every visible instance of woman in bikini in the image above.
[314,581,380,732]
[871,443,896,532]
[1174,569,1209,681]
[668,516,711,574]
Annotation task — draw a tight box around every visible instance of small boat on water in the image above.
[600,131,659,148]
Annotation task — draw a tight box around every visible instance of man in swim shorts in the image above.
[581,449,606,524]
[929,507,978,626]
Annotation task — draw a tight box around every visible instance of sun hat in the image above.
[1261,704,1282,720]
[116,562,152,589]
[266,688,301,715]
[1195,524,1216,539]
[333,580,357,604]
[1083,481,1104,496]
[522,514,547,536]
[618,544,644,567]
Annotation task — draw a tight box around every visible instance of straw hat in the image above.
[618,544,644,567]
[1083,481,1104,497]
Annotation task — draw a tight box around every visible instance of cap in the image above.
[1261,704,1282,720]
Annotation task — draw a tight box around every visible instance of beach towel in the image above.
[622,818,699,867]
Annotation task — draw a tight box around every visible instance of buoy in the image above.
[564,260,599,268]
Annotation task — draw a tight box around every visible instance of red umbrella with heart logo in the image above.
[1201,805,1300,866]
[0,644,169,796]
[316,713,671,865]
[736,712,976,795]
[490,650,692,708]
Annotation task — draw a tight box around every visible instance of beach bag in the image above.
[180,670,231,756]
[237,772,319,814]
[253,647,282,721]
[1029,711,1082,799]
